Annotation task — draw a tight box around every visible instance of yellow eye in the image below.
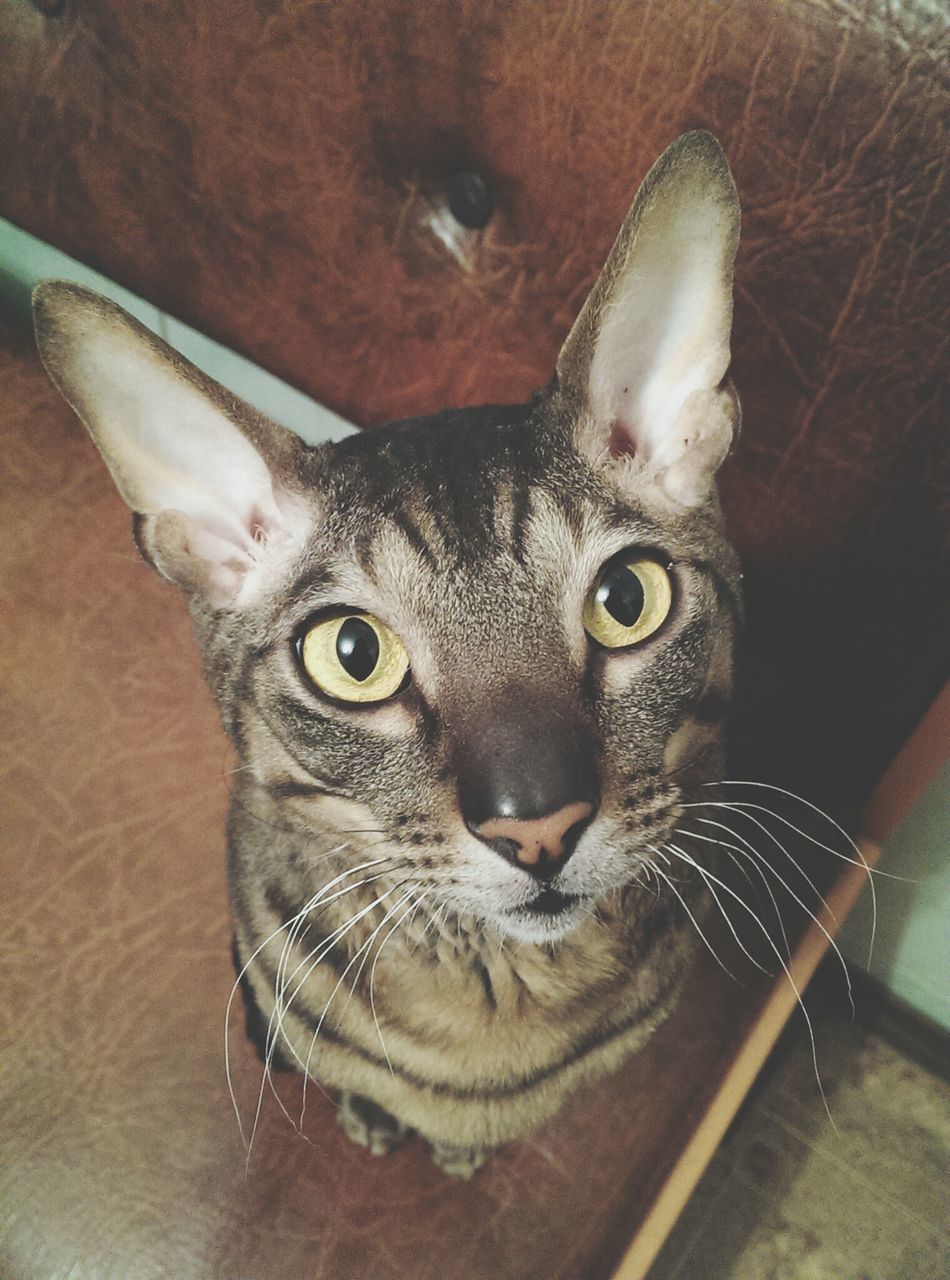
[298,613,410,704]
[583,556,673,648]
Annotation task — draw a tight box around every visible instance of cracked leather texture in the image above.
[0,1,946,1276]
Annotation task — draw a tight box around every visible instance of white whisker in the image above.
[256,867,403,1136]
[661,844,770,977]
[252,889,395,1163]
[273,865,405,1024]
[680,820,854,1015]
[408,894,440,953]
[704,779,888,964]
[685,802,841,926]
[226,851,403,1162]
[226,844,351,1151]
[297,884,417,1125]
[646,849,738,981]
[663,840,836,1128]
[368,891,430,1073]
[260,885,402,1143]
[272,881,405,1073]
[677,822,792,959]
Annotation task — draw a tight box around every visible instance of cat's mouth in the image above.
[497,886,587,944]
[518,887,579,917]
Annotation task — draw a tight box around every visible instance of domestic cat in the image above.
[34,131,742,1177]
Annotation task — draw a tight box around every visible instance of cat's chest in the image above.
[360,911,674,1078]
[235,840,693,1146]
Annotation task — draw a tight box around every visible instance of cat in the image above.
[33,130,742,1178]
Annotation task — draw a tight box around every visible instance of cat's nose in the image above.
[451,690,601,876]
[472,802,595,879]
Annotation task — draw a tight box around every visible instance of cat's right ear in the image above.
[556,131,740,508]
[33,283,312,609]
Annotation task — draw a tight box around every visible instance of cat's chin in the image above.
[494,898,589,946]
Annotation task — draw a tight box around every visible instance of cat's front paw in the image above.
[429,1141,494,1179]
[337,1090,410,1156]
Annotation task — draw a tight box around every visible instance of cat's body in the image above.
[34,132,742,1174]
[225,399,738,1164]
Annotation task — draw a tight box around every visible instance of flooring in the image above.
[647,990,950,1280]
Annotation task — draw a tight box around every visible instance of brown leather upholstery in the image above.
[0,2,945,1276]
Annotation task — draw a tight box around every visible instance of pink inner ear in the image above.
[608,418,638,459]
[150,490,312,609]
[249,503,285,544]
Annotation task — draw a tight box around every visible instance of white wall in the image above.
[839,764,949,1031]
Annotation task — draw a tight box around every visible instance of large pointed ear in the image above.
[33,282,312,609]
[556,131,740,507]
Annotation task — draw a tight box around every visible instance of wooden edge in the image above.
[609,838,881,1280]
[861,682,949,843]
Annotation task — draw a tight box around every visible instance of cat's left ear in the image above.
[33,282,312,609]
[556,131,740,507]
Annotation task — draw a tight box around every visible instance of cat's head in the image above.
[34,131,741,945]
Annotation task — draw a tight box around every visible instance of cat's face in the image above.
[205,401,740,944]
[33,131,741,946]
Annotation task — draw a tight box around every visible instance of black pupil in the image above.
[597,564,644,627]
[336,617,379,682]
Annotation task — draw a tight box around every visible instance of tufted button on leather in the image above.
[445,171,493,229]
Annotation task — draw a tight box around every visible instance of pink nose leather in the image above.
[476,801,594,868]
